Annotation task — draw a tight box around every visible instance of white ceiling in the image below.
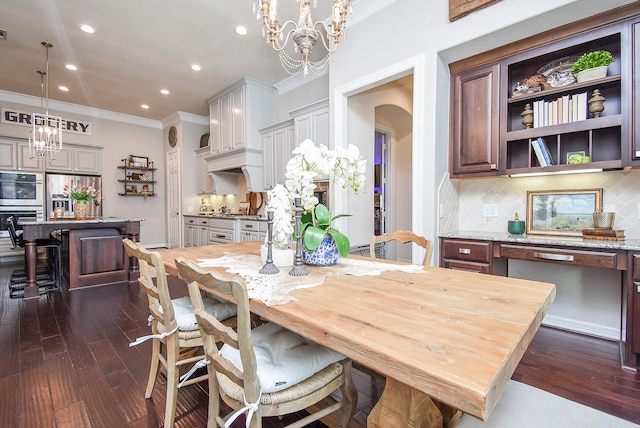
[0,0,355,121]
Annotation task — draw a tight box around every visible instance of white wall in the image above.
[0,91,166,247]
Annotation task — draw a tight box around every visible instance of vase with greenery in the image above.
[285,139,366,264]
[571,50,614,82]
[63,184,100,219]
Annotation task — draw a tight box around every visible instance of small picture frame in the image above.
[129,155,149,168]
[526,189,602,236]
[566,150,588,164]
[125,184,138,194]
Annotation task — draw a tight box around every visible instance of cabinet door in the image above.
[274,126,294,185]
[0,140,17,170]
[450,63,500,177]
[17,142,43,171]
[262,132,275,190]
[632,253,640,354]
[210,99,221,155]
[232,85,245,150]
[295,113,313,144]
[73,147,101,174]
[219,93,232,153]
[313,107,330,147]
[45,147,73,172]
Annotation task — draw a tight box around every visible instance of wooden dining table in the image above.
[157,242,556,428]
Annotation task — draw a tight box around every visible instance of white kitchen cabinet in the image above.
[196,147,214,195]
[240,219,267,242]
[209,218,239,244]
[0,139,43,171]
[207,78,276,156]
[291,98,329,147]
[184,217,198,247]
[198,217,211,246]
[45,144,102,174]
[261,119,295,190]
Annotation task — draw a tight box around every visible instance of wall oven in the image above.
[0,208,44,238]
[0,171,44,207]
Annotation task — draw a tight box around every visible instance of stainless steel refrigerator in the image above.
[45,173,102,218]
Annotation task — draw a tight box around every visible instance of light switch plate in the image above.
[482,203,498,218]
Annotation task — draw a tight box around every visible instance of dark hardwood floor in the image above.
[1,260,638,427]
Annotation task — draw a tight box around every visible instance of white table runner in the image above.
[197,253,425,306]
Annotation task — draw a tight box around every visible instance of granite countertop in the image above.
[439,230,640,251]
[184,213,265,221]
[19,217,141,225]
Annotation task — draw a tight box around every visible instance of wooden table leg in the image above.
[368,377,443,428]
[23,241,39,300]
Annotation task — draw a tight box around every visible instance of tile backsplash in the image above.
[438,169,640,240]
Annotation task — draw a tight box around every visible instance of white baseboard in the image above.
[543,314,622,342]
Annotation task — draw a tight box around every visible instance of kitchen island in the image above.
[18,217,140,299]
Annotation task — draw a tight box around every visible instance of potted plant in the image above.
[63,184,101,219]
[571,50,614,83]
[285,140,366,266]
[507,212,526,235]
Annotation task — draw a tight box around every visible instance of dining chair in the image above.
[122,239,237,427]
[6,215,62,296]
[175,256,358,428]
[369,230,434,267]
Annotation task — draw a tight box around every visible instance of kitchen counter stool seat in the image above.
[6,216,62,297]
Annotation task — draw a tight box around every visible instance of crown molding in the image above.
[0,90,161,129]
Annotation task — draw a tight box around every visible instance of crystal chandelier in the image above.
[29,42,63,160]
[254,0,352,76]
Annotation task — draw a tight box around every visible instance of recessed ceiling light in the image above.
[65,64,77,71]
[58,86,69,92]
[80,24,95,34]
[191,64,201,71]
[235,26,248,36]
[141,104,149,109]
[160,89,170,95]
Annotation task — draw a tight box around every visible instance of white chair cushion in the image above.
[220,322,345,393]
[167,295,237,331]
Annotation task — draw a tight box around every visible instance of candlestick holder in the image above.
[289,197,309,277]
[259,211,279,274]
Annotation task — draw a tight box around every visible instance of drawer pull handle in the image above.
[533,252,574,262]
[215,234,226,238]
[246,225,254,229]
[458,248,471,255]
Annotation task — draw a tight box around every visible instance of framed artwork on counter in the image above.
[526,189,602,236]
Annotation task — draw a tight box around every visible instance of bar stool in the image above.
[6,216,62,297]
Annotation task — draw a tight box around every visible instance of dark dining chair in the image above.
[6,215,62,296]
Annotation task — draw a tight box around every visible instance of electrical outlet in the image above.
[637,203,640,220]
[439,203,445,218]
[482,203,498,218]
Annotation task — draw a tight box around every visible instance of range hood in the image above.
[206,148,264,194]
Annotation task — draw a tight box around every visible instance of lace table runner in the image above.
[197,253,425,306]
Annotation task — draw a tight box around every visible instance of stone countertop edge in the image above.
[19,217,142,225]
[183,214,266,220]
[439,230,640,251]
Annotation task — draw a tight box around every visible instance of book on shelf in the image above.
[536,137,553,166]
[582,228,625,238]
[531,139,547,167]
[577,92,588,121]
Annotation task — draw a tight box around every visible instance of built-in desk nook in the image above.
[440,232,640,369]
[18,217,140,298]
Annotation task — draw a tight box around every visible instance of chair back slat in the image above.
[122,239,177,330]
[175,257,260,402]
[370,230,434,267]
[6,216,21,249]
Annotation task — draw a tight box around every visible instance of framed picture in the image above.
[129,155,149,168]
[567,150,588,164]
[449,0,502,21]
[526,189,602,236]
[125,184,138,194]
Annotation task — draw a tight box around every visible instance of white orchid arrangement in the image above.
[284,139,366,258]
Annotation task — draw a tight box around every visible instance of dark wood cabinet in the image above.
[450,63,500,178]
[449,6,640,177]
[440,238,493,273]
[631,253,640,357]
